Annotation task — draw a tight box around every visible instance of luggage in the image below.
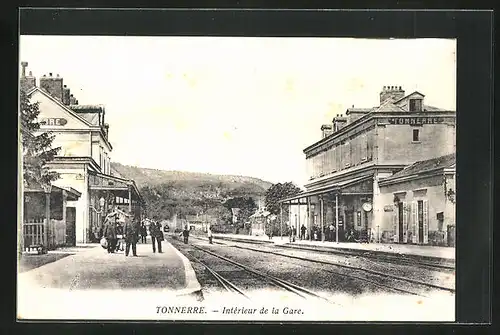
[100,237,108,249]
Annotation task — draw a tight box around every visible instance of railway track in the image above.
[188,244,337,303]
[211,235,455,271]
[187,235,455,296]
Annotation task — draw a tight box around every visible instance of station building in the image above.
[279,85,456,245]
[20,62,144,245]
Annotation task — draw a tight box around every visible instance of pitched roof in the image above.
[380,153,455,184]
[393,91,426,104]
[374,99,406,113]
[26,87,94,128]
[423,105,447,112]
[346,107,373,115]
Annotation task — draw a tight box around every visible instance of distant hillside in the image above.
[111,162,272,195]
[110,162,274,220]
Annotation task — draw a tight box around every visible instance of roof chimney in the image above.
[379,85,405,105]
[62,85,71,105]
[321,124,334,139]
[39,72,64,102]
[21,61,28,77]
[20,62,37,92]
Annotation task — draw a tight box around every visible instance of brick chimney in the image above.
[104,123,109,138]
[332,114,347,132]
[62,85,71,105]
[379,85,405,105]
[69,94,77,105]
[19,62,36,92]
[321,124,334,138]
[39,73,64,102]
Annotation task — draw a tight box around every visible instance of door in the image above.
[417,200,424,244]
[398,203,404,243]
[66,207,76,247]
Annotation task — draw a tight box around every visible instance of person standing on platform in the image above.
[103,213,118,253]
[150,221,163,253]
[140,221,147,243]
[124,213,139,257]
[329,223,335,242]
[207,226,213,244]
[182,225,190,244]
[292,226,297,242]
[300,224,306,240]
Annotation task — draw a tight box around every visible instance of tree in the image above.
[264,182,302,235]
[223,196,257,227]
[264,182,302,215]
[20,90,60,188]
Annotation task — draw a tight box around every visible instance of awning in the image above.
[279,175,373,203]
[24,184,82,201]
[88,171,145,205]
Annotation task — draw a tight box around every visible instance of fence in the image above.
[23,218,66,251]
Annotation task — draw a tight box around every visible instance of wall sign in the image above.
[40,118,68,126]
[383,205,394,212]
[388,117,444,125]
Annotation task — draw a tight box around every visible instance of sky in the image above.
[19,36,456,186]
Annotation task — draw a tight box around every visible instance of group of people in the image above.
[101,211,166,256]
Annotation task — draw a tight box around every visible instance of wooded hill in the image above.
[110,162,273,221]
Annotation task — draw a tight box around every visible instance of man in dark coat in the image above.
[182,225,190,244]
[103,213,118,253]
[149,221,163,253]
[300,224,307,240]
[140,222,147,243]
[124,213,139,256]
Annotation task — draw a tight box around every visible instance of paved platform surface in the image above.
[18,240,200,292]
[211,233,455,261]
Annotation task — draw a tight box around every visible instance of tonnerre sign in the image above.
[40,118,68,126]
[388,117,444,125]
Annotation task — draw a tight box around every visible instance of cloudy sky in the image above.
[19,36,456,186]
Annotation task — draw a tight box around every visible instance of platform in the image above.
[211,233,455,262]
[17,240,201,320]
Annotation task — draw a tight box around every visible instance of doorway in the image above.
[66,207,76,246]
[417,200,424,243]
[398,202,404,243]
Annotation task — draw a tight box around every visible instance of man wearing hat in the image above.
[103,212,118,253]
[124,211,139,257]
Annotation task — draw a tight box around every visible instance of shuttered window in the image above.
[332,147,337,172]
[360,133,368,161]
[411,202,418,243]
[402,202,408,243]
[423,199,429,244]
[392,205,398,242]
[367,131,374,161]
[343,142,350,168]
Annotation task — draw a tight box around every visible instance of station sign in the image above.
[40,118,68,126]
[388,117,444,125]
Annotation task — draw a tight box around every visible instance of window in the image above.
[409,99,422,112]
[360,133,368,161]
[412,129,420,142]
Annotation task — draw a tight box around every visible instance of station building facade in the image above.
[279,85,456,245]
[20,63,144,244]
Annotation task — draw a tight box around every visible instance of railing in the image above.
[23,218,66,251]
[23,219,46,250]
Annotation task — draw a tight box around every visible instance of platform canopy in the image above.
[278,175,373,204]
